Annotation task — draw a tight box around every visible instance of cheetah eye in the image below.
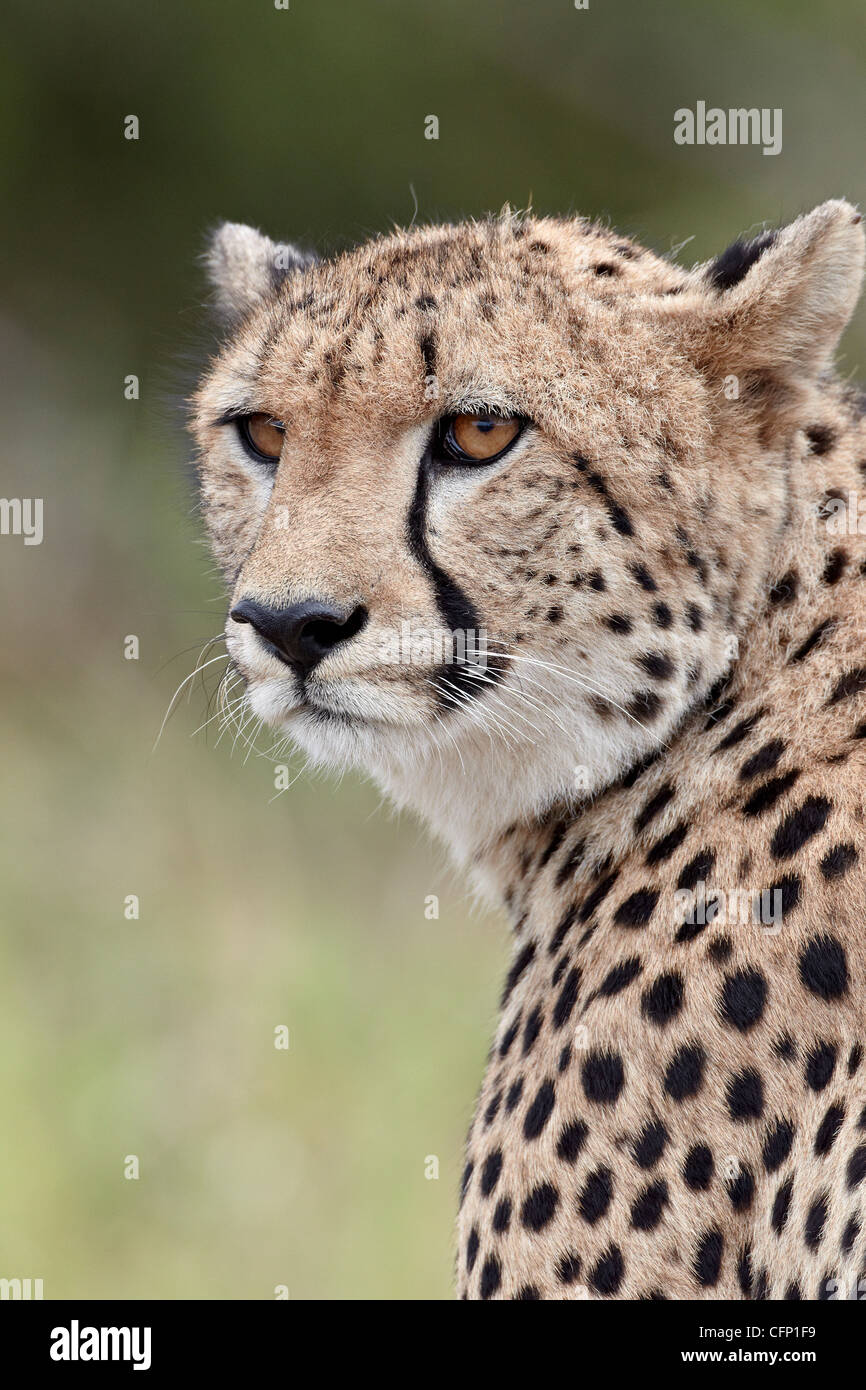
[236,413,286,465]
[438,412,524,465]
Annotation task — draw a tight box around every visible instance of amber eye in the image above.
[444,413,522,463]
[238,413,285,463]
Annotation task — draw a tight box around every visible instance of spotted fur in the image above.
[190,201,866,1300]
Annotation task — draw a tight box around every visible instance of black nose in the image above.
[230,598,368,675]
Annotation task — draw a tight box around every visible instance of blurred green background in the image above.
[1,0,864,1300]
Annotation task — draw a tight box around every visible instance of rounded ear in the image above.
[661,201,865,383]
[203,222,317,327]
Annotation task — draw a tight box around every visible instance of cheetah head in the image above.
[190,203,863,861]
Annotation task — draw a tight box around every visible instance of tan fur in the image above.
[190,202,866,1299]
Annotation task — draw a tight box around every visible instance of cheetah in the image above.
[190,201,866,1300]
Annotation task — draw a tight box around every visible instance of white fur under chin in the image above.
[252,669,665,875]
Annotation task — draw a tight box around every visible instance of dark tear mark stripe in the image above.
[407,446,505,703]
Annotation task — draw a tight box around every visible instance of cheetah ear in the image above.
[204,222,317,326]
[676,201,865,381]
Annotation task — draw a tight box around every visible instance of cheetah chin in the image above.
[190,200,866,1300]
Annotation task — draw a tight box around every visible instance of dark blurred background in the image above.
[1,0,864,1299]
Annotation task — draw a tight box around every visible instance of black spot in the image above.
[683,1144,713,1190]
[685,603,704,632]
[828,667,866,705]
[552,966,582,1029]
[806,424,836,455]
[635,783,675,832]
[582,1050,625,1105]
[641,972,684,1026]
[483,1090,502,1128]
[652,601,673,628]
[664,1044,705,1101]
[841,1215,861,1254]
[677,851,715,892]
[820,843,859,880]
[645,822,688,865]
[578,869,620,924]
[708,229,777,291]
[501,940,536,1006]
[492,1197,511,1234]
[763,1119,796,1172]
[784,1281,802,1300]
[520,1181,559,1231]
[628,689,663,721]
[727,1165,755,1212]
[546,605,564,624]
[815,1104,845,1157]
[768,569,799,606]
[740,740,786,780]
[617,747,664,790]
[514,1284,540,1300]
[708,936,732,964]
[460,1161,474,1204]
[804,1193,829,1251]
[771,795,832,859]
[849,1044,863,1077]
[768,875,801,919]
[498,1017,520,1058]
[505,1077,523,1113]
[737,1247,753,1297]
[742,770,800,817]
[578,1166,613,1224]
[805,1041,837,1092]
[480,1149,503,1198]
[631,1180,668,1231]
[847,1144,866,1190]
[637,651,675,681]
[589,1245,624,1296]
[771,1177,793,1233]
[556,1252,582,1285]
[479,1254,502,1299]
[715,710,764,753]
[593,261,620,277]
[538,822,567,869]
[720,969,767,1031]
[606,613,633,634]
[694,1228,724,1287]
[549,905,577,954]
[614,888,659,928]
[633,1120,668,1169]
[596,956,643,998]
[674,918,707,944]
[822,549,847,585]
[556,1118,588,1163]
[523,1079,556,1139]
[799,935,848,1001]
[727,1067,763,1121]
[466,1225,480,1271]
[630,563,658,592]
[789,618,836,664]
[521,1005,543,1056]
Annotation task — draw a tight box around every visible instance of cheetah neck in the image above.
[455,385,866,915]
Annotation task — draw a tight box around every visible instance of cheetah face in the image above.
[190,205,863,856]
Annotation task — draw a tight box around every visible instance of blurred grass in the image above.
[0,0,864,1298]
